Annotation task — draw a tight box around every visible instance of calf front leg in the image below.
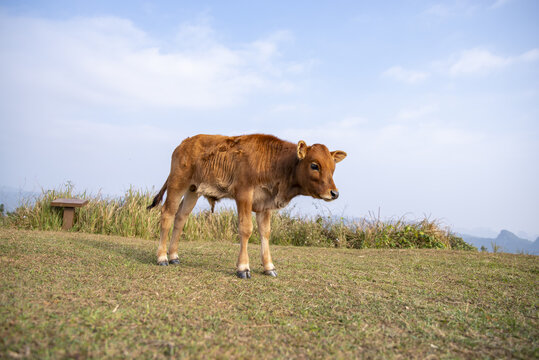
[256,210,277,277]
[235,190,253,279]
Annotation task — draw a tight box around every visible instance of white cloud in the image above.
[382,47,539,83]
[0,13,312,194]
[519,48,539,62]
[271,103,312,113]
[382,66,429,84]
[0,14,305,110]
[339,116,369,127]
[52,119,176,145]
[396,104,438,121]
[280,116,481,158]
[449,48,539,76]
[423,2,479,18]
[449,48,510,75]
[424,1,512,17]
[491,0,512,9]
[424,3,455,17]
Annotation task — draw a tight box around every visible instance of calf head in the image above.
[296,140,347,201]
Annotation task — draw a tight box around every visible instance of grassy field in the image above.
[1,228,537,359]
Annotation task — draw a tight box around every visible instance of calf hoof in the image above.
[169,259,180,265]
[263,269,278,277]
[236,270,251,279]
[157,261,169,266]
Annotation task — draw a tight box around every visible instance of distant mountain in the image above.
[459,230,538,255]
[532,237,539,254]
[0,186,38,212]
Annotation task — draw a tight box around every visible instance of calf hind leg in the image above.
[167,190,199,265]
[156,185,187,266]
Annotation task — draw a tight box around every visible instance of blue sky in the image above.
[1,0,538,238]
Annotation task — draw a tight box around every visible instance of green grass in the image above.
[1,183,474,251]
[1,228,537,359]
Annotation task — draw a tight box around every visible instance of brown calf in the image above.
[148,134,346,278]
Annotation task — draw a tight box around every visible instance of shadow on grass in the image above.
[77,236,239,277]
[77,236,156,265]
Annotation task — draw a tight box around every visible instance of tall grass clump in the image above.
[2,183,475,251]
[268,211,475,250]
[5,183,161,239]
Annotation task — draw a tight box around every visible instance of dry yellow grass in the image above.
[2,184,474,251]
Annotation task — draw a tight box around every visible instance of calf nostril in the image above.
[330,190,339,199]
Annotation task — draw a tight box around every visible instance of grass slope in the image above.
[1,229,537,359]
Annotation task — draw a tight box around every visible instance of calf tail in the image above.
[147,178,168,210]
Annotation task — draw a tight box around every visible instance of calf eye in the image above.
[310,163,319,171]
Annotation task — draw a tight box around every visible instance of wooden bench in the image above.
[51,198,89,230]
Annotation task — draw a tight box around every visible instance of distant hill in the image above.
[0,186,37,212]
[460,230,538,255]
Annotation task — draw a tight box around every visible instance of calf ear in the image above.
[331,150,347,163]
[297,140,308,160]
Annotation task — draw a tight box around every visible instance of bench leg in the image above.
[62,207,75,230]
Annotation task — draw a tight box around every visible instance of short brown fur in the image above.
[148,134,346,276]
